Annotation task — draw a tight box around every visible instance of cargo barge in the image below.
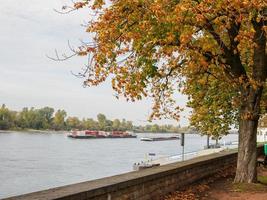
[68,130,137,139]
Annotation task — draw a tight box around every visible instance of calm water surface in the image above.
[0,131,237,198]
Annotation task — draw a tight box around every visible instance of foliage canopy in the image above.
[68,0,266,138]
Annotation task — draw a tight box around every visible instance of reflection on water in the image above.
[0,131,237,198]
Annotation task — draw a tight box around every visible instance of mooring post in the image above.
[181,133,185,161]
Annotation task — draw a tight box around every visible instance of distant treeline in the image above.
[0,104,182,132]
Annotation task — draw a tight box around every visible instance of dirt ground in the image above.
[164,166,267,200]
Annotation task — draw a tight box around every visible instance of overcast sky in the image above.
[0,0,189,126]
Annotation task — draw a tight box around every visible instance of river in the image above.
[0,131,237,198]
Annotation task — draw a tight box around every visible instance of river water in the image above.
[0,131,237,198]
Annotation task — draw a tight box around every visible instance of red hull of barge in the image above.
[68,130,136,139]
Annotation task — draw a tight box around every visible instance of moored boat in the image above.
[133,162,160,170]
[140,136,180,142]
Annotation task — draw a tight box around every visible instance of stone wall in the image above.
[4,146,264,200]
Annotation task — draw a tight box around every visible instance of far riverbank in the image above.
[0,129,194,134]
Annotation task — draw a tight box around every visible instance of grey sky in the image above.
[0,0,189,126]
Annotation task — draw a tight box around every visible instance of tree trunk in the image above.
[234,88,262,183]
[234,18,266,183]
[234,86,263,183]
[234,110,258,183]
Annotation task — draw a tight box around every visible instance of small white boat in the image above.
[140,137,153,141]
[133,162,160,170]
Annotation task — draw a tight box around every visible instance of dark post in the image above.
[181,133,185,161]
[207,135,210,149]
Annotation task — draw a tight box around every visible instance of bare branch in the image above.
[46,49,77,61]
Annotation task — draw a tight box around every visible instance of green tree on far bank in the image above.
[82,118,98,130]
[53,109,67,130]
[38,107,54,129]
[97,113,106,130]
[112,119,121,130]
[0,104,15,130]
[66,116,81,130]
[0,104,183,133]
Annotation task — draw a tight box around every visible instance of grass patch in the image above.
[232,182,267,193]
[258,176,267,185]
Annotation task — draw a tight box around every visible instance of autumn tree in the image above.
[259,114,267,127]
[61,0,266,183]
